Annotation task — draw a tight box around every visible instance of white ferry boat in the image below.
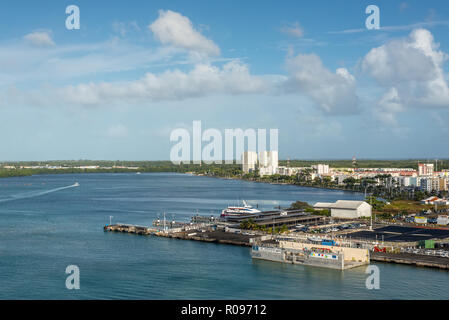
[220,200,261,217]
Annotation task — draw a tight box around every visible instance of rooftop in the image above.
[331,200,368,209]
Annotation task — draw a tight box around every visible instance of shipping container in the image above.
[321,239,335,246]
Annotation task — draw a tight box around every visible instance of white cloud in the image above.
[0,38,185,87]
[375,88,403,125]
[329,20,449,34]
[24,31,55,47]
[280,22,304,38]
[149,10,220,57]
[283,53,359,115]
[2,60,268,107]
[362,28,449,123]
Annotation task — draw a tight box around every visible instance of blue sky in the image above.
[0,0,448,161]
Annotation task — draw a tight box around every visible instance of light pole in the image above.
[109,216,113,226]
[369,192,373,231]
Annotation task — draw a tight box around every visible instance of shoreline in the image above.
[0,169,364,195]
[195,173,365,195]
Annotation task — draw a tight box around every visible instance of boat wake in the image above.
[0,183,79,203]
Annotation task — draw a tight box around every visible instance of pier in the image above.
[104,224,253,246]
[104,222,449,271]
[371,252,449,270]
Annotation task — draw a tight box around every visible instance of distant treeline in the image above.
[2,159,448,169]
[0,159,448,179]
[0,162,240,178]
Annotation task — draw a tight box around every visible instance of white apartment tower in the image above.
[312,164,330,175]
[418,163,434,176]
[259,151,279,176]
[241,151,258,173]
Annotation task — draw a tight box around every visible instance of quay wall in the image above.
[279,241,370,263]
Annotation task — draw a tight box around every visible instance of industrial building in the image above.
[313,200,372,219]
[313,202,334,210]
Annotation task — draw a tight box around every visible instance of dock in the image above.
[371,252,449,270]
[104,224,252,246]
[104,223,449,271]
[159,229,252,246]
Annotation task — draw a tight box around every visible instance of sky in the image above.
[0,0,448,161]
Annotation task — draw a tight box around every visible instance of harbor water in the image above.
[0,172,448,299]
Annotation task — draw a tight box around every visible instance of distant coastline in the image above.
[192,171,365,194]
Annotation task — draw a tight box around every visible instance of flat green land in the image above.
[374,200,447,219]
[1,159,448,179]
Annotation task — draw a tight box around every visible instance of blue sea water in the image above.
[0,172,447,299]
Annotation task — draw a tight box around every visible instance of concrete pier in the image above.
[104,224,449,270]
[371,252,449,270]
[104,224,252,246]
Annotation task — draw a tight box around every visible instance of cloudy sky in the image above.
[0,0,448,161]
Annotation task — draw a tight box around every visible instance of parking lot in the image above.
[349,225,449,242]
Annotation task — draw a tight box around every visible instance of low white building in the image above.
[277,166,302,176]
[330,200,372,219]
[313,202,334,210]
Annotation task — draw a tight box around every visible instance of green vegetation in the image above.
[0,167,140,178]
[369,199,448,220]
[288,200,330,216]
[239,218,288,234]
[289,200,311,210]
[0,161,241,179]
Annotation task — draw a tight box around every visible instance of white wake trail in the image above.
[0,183,79,203]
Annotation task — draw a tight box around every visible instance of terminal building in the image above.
[224,209,325,228]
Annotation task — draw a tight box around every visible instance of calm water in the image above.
[0,172,447,299]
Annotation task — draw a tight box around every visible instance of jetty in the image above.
[104,224,252,246]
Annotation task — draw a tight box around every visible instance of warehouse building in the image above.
[314,200,372,219]
[330,200,372,219]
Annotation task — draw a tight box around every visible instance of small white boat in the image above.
[73,182,80,187]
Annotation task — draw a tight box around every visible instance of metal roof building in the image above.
[313,202,334,210]
[329,200,372,219]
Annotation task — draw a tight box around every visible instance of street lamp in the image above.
[368,192,373,231]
